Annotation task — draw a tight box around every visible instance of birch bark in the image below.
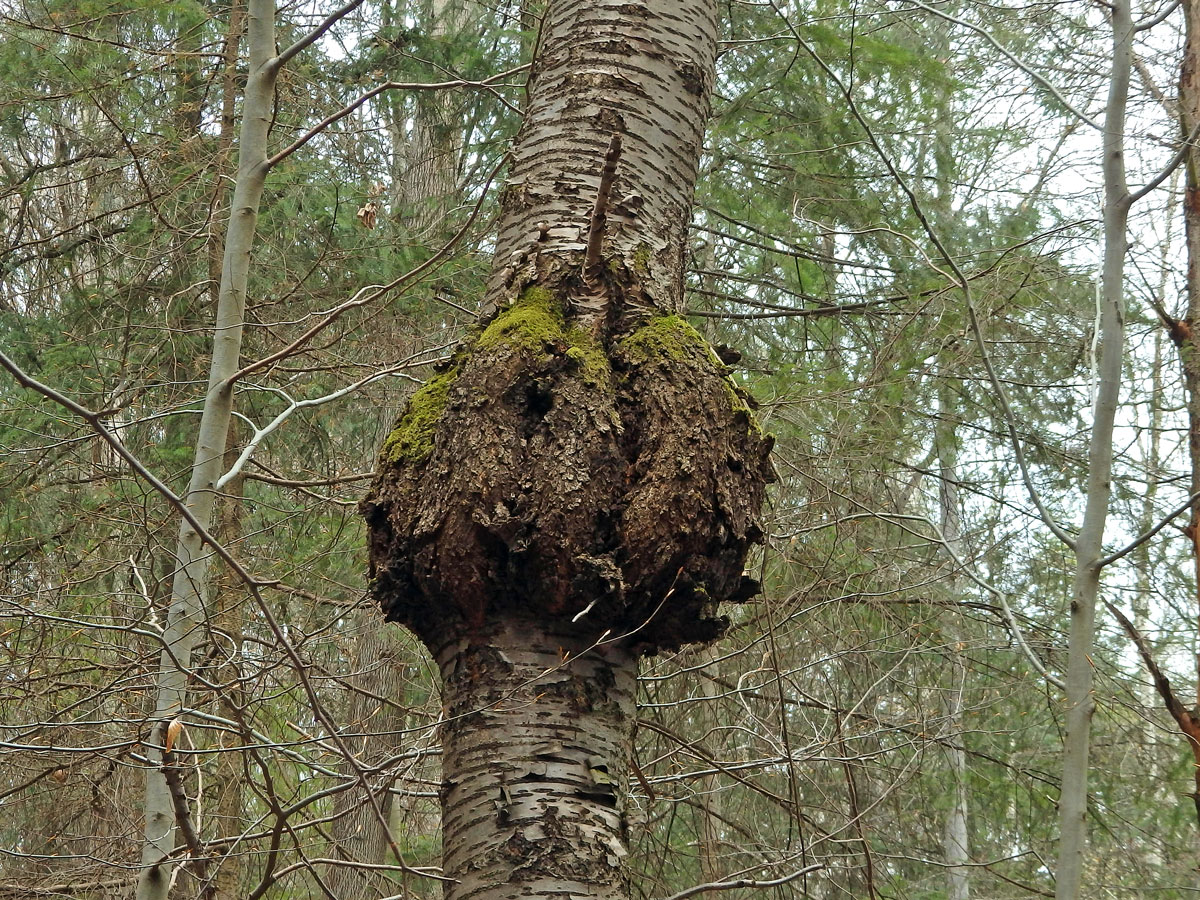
[362,6,774,900]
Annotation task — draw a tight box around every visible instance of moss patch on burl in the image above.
[381,364,460,465]
[476,286,562,353]
[477,286,611,387]
[365,291,775,655]
[382,289,613,467]
[619,314,707,362]
[619,315,757,421]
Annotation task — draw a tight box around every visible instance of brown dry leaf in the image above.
[356,200,378,230]
[164,717,184,755]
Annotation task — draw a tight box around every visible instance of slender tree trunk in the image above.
[936,386,970,900]
[696,648,725,884]
[1134,329,1167,870]
[362,7,773,900]
[1053,2,1132,896]
[327,626,412,899]
[207,12,250,898]
[926,28,970,895]
[330,5,462,889]
[135,4,277,897]
[403,0,463,237]
[209,454,247,900]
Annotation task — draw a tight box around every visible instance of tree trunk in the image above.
[327,626,413,899]
[696,648,725,885]
[362,4,774,900]
[437,618,637,900]
[1181,0,1200,833]
[1159,0,1200,836]
[209,456,248,900]
[936,385,970,900]
[135,3,277,897]
[402,0,463,238]
[1053,1,1132,896]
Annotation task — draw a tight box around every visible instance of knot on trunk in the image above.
[361,287,774,654]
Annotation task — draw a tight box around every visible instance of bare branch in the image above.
[657,865,825,900]
[882,0,1101,129]
[266,65,530,169]
[1099,489,1200,566]
[273,0,370,69]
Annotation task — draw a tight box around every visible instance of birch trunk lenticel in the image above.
[135,3,277,897]
[361,5,775,900]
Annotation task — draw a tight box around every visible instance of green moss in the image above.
[383,290,618,467]
[620,315,709,362]
[564,325,610,387]
[622,315,762,428]
[477,286,611,387]
[476,286,563,353]
[723,379,755,418]
[381,365,458,465]
[632,242,653,275]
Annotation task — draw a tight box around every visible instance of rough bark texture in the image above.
[363,299,773,656]
[402,0,462,238]
[362,4,773,900]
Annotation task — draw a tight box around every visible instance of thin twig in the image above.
[266,65,529,168]
[657,865,825,900]
[582,132,623,280]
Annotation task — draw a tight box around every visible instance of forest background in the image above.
[2,0,1200,898]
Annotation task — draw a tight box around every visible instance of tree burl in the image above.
[361,283,775,657]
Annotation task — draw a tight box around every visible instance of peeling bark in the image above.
[437,618,636,900]
[482,0,720,319]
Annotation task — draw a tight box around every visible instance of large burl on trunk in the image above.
[360,4,773,900]
[363,296,773,652]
